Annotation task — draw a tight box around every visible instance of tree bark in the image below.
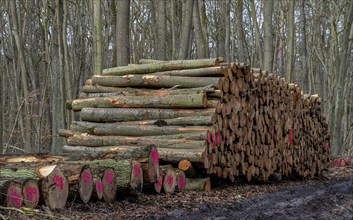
[285,0,295,82]
[332,0,353,156]
[93,0,102,74]
[300,0,309,93]
[193,0,206,58]
[70,93,207,111]
[92,74,219,89]
[116,0,130,66]
[178,0,194,59]
[263,0,274,72]
[102,58,221,75]
[9,0,31,152]
[184,177,211,192]
[156,0,166,60]
[69,121,210,136]
[67,135,206,149]
[236,0,248,63]
[250,0,263,67]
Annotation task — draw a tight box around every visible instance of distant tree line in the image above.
[0,0,352,156]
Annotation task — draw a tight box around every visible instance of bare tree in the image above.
[236,0,248,63]
[179,0,194,59]
[116,0,130,66]
[93,0,102,73]
[263,0,274,72]
[332,0,353,156]
[156,0,166,60]
[193,0,206,59]
[300,0,308,93]
[285,0,295,82]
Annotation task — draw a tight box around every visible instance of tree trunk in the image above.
[285,0,295,82]
[193,0,206,58]
[178,0,194,59]
[69,121,210,136]
[332,1,353,156]
[300,0,309,93]
[236,0,248,63]
[95,73,220,88]
[102,58,221,75]
[263,0,274,72]
[116,0,130,66]
[156,0,166,60]
[67,135,206,149]
[250,0,263,67]
[70,93,207,111]
[80,107,215,122]
[93,0,102,74]
[9,0,31,152]
[50,0,65,153]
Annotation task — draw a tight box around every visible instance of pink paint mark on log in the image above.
[133,164,141,176]
[25,186,38,204]
[341,159,346,167]
[82,171,91,185]
[333,159,340,166]
[166,175,174,185]
[178,176,185,189]
[271,129,275,138]
[96,180,103,192]
[211,142,217,148]
[289,129,293,145]
[151,150,159,163]
[105,171,114,185]
[212,131,216,143]
[9,188,21,207]
[322,143,327,151]
[156,175,163,187]
[53,174,64,190]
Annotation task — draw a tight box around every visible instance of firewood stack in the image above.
[0,58,331,210]
[61,58,330,183]
[209,64,330,182]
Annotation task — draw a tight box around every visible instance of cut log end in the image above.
[176,170,186,192]
[163,166,177,194]
[78,166,93,204]
[130,161,143,195]
[42,166,69,210]
[94,177,103,200]
[154,167,164,194]
[6,181,23,208]
[102,168,117,203]
[148,145,160,183]
[22,179,40,208]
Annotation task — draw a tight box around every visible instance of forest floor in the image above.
[2,166,353,220]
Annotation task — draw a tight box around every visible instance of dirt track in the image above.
[2,167,353,219]
[155,177,353,220]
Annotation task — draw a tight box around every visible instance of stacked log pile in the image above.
[210,65,330,182]
[62,57,330,184]
[0,58,331,210]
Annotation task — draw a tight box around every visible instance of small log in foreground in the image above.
[0,164,69,210]
[184,178,211,192]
